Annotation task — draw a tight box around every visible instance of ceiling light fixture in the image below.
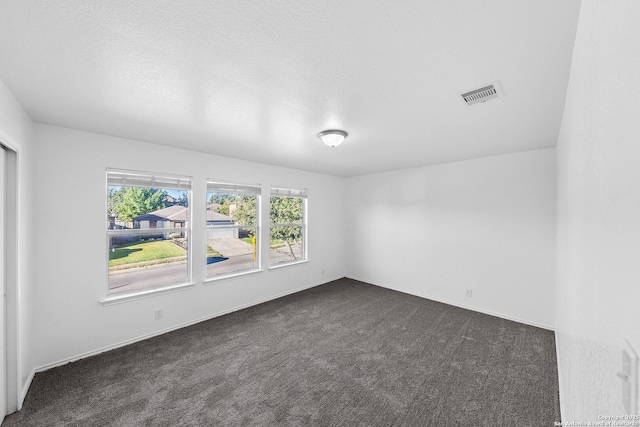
[318,129,348,147]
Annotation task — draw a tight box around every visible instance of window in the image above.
[270,187,307,267]
[106,170,191,295]
[206,181,261,279]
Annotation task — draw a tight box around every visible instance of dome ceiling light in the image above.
[318,129,348,147]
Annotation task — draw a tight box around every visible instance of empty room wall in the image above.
[30,123,346,370]
[556,0,640,421]
[0,78,36,408]
[345,148,556,329]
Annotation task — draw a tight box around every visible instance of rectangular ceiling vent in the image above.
[459,81,504,106]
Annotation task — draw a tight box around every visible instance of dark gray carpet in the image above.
[4,278,561,426]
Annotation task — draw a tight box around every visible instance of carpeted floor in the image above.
[4,278,561,426]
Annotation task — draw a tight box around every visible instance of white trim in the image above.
[36,276,343,374]
[1,145,7,420]
[268,259,309,270]
[14,148,23,411]
[555,332,565,423]
[108,227,188,235]
[100,282,196,306]
[20,369,35,410]
[205,224,254,230]
[345,275,556,331]
[0,130,24,413]
[0,129,23,152]
[204,268,263,284]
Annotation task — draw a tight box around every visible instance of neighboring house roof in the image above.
[206,210,233,222]
[206,204,235,222]
[134,205,187,222]
[133,205,233,223]
[132,213,166,222]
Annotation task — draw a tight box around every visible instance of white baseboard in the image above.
[555,332,565,422]
[346,275,555,331]
[34,275,343,374]
[19,369,36,411]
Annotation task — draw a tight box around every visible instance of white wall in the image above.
[0,84,31,146]
[346,149,556,329]
[31,123,346,369]
[556,0,640,421]
[0,78,35,410]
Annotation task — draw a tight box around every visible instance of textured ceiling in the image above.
[0,0,581,177]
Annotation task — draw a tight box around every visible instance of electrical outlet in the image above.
[465,289,473,297]
[154,309,163,320]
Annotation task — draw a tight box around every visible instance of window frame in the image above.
[104,168,193,301]
[269,186,308,268]
[204,180,262,281]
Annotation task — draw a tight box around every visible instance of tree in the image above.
[114,187,168,222]
[231,195,256,233]
[107,187,126,218]
[175,192,188,207]
[218,199,231,215]
[208,193,234,205]
[270,196,303,259]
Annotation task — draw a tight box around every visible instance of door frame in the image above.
[0,130,22,415]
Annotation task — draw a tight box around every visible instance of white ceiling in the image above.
[0,0,581,177]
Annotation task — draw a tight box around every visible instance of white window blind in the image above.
[270,187,307,198]
[207,181,261,195]
[107,169,192,191]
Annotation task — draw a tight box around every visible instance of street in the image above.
[108,248,301,294]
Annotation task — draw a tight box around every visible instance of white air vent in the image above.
[459,81,504,106]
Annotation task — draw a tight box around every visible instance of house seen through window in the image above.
[206,181,261,279]
[106,170,192,295]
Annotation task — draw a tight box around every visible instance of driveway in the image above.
[207,238,254,257]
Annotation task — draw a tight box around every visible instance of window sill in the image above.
[100,282,196,306]
[203,268,263,284]
[268,259,309,270]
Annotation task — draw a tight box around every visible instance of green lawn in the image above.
[207,245,223,257]
[109,240,186,267]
